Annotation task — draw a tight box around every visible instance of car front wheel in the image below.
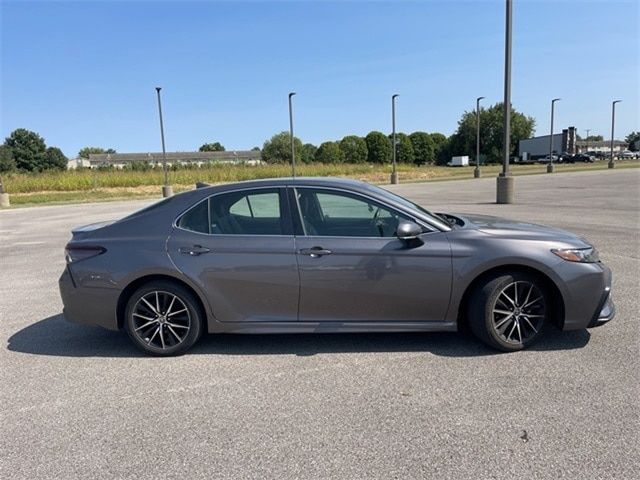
[124,281,203,356]
[469,272,548,351]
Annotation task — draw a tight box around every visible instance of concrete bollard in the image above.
[162,185,174,197]
[496,175,515,204]
[0,193,9,208]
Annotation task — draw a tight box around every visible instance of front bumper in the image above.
[588,289,615,328]
[560,262,615,331]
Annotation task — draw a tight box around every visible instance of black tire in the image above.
[124,280,204,356]
[468,272,548,352]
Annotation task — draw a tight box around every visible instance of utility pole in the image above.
[474,96,485,178]
[155,87,172,197]
[288,92,297,177]
[609,100,621,169]
[547,98,561,173]
[585,129,590,153]
[496,0,514,204]
[391,94,399,184]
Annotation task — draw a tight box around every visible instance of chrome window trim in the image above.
[173,185,292,237]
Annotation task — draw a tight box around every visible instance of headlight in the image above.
[551,247,600,263]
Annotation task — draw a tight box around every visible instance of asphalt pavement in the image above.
[1,168,638,479]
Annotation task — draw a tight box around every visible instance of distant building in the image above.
[81,150,262,169]
[519,126,578,159]
[575,140,626,154]
[67,158,91,169]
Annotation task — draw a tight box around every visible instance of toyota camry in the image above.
[59,177,614,355]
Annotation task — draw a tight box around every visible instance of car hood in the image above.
[452,213,591,246]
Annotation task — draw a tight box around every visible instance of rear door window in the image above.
[177,188,286,235]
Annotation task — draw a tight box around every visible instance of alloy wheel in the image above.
[491,281,546,345]
[131,290,191,350]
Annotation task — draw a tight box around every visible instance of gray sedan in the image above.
[59,177,614,355]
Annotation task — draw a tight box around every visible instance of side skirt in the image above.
[208,321,458,334]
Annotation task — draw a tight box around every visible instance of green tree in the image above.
[446,103,535,164]
[4,128,47,172]
[389,133,414,164]
[78,147,116,159]
[429,133,449,165]
[43,147,68,171]
[339,135,368,163]
[0,145,16,173]
[315,141,345,164]
[365,131,391,164]
[408,131,435,165]
[199,142,225,152]
[262,131,303,164]
[300,143,318,164]
[625,131,640,151]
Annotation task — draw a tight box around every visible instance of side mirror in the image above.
[396,220,423,242]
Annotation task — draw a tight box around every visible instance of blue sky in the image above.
[1,0,638,157]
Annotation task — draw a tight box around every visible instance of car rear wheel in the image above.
[469,272,548,352]
[124,281,203,356]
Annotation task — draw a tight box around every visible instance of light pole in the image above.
[496,0,514,204]
[288,92,297,177]
[585,129,590,153]
[391,94,399,184]
[609,100,621,169]
[474,96,485,178]
[547,98,561,173]
[155,87,172,197]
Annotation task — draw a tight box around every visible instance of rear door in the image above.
[168,187,299,322]
[291,186,452,323]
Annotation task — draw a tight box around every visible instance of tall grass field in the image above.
[2,160,638,206]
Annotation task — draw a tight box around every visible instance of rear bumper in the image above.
[59,267,120,331]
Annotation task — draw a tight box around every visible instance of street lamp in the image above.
[288,92,297,177]
[547,98,561,173]
[474,96,485,178]
[609,100,621,169]
[496,0,514,204]
[391,94,399,185]
[155,87,172,197]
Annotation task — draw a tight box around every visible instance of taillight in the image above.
[64,245,106,263]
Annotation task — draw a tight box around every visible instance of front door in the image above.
[168,187,299,322]
[292,187,452,322]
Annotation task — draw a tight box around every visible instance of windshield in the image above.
[363,183,450,227]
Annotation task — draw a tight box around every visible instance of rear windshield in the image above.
[120,196,176,220]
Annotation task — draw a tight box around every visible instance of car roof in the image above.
[197,176,373,193]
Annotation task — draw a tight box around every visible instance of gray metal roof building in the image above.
[86,150,261,167]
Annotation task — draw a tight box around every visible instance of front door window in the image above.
[296,188,413,237]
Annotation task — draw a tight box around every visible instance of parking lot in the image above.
[1,169,638,479]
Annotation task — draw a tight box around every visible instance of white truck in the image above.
[448,155,469,167]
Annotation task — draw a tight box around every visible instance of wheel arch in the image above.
[456,264,566,331]
[116,274,208,330]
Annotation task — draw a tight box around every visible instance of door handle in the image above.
[299,247,332,258]
[178,245,211,256]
